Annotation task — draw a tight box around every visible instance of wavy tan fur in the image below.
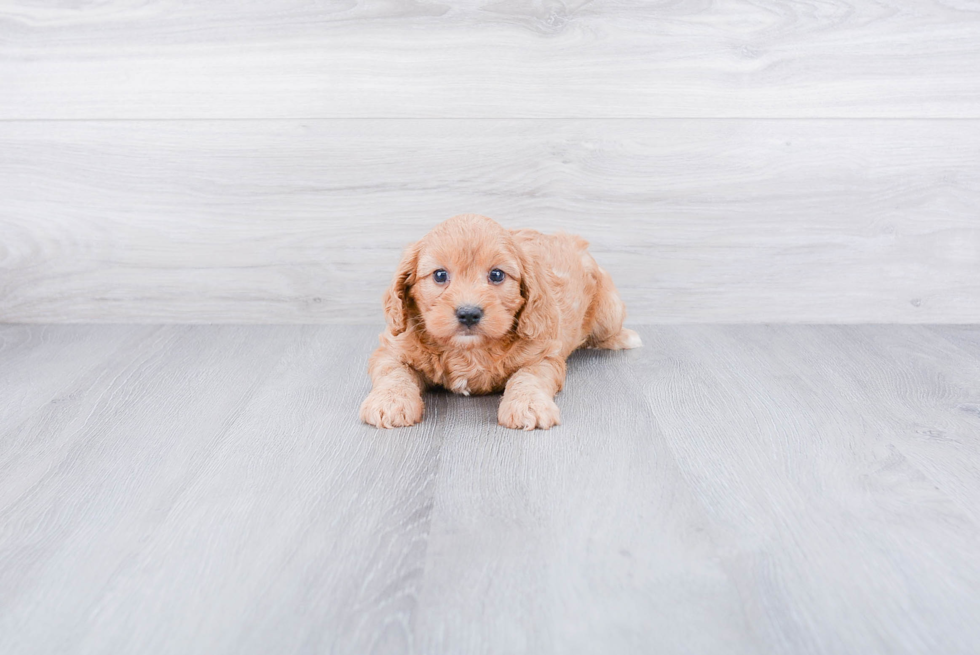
[360,214,641,430]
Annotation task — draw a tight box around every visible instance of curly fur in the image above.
[360,214,641,430]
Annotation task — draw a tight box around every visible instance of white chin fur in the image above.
[451,333,483,348]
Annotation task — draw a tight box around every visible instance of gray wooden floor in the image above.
[2,324,979,654]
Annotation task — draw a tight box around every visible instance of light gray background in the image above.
[3,4,980,655]
[2,0,979,323]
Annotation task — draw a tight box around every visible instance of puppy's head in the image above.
[383,214,556,348]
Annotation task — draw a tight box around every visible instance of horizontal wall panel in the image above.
[1,119,978,323]
[1,1,979,119]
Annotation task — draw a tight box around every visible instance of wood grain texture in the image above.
[634,325,980,654]
[1,324,980,654]
[2,119,979,324]
[0,324,153,431]
[1,0,979,119]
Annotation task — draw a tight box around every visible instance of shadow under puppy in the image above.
[360,214,641,430]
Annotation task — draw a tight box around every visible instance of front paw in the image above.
[498,393,561,431]
[360,388,424,428]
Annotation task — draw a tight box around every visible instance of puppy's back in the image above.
[510,228,600,350]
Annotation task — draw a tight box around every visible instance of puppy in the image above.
[360,214,641,430]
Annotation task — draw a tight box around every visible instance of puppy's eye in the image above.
[433,269,449,284]
[488,268,505,284]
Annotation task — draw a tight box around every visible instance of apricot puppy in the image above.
[360,214,641,430]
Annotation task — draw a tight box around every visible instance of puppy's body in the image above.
[361,215,640,430]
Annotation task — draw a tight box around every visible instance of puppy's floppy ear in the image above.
[516,246,560,341]
[383,241,421,335]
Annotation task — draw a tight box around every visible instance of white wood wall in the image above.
[1,1,979,323]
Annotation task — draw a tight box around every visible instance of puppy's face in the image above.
[384,214,556,349]
[409,218,525,348]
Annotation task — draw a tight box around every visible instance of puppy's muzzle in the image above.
[455,305,483,328]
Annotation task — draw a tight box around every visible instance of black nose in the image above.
[456,305,483,327]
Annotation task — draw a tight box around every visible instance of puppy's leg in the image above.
[498,357,565,430]
[360,346,425,428]
[587,267,642,350]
